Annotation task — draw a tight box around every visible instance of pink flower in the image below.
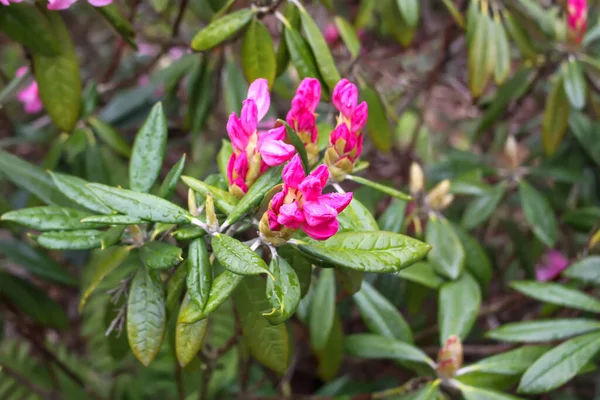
[0,0,23,6]
[332,78,359,118]
[168,47,187,61]
[286,78,321,165]
[263,155,352,241]
[47,0,110,9]
[324,24,340,46]
[567,0,587,44]
[15,67,43,114]
[226,79,295,197]
[536,250,570,282]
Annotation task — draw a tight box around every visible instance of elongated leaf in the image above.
[309,269,336,351]
[81,215,146,225]
[33,10,81,132]
[234,276,289,374]
[345,334,434,367]
[87,183,192,224]
[360,85,393,152]
[439,273,481,343]
[176,294,209,367]
[49,172,111,214]
[396,0,420,27]
[461,184,505,229]
[334,16,361,59]
[127,267,166,366]
[0,4,59,55]
[461,345,549,376]
[378,199,407,233]
[564,256,600,285]
[101,225,125,249]
[315,312,344,382]
[426,216,465,280]
[129,102,167,193]
[453,225,492,289]
[284,25,322,84]
[1,206,100,231]
[354,281,413,343]
[264,257,301,325]
[569,112,600,166]
[217,140,234,181]
[95,4,137,49]
[275,3,299,77]
[278,245,312,298]
[181,175,238,215]
[140,241,183,270]
[510,281,600,313]
[280,120,310,174]
[298,231,430,273]
[348,175,411,200]
[413,381,441,400]
[542,75,570,155]
[397,262,445,289]
[518,332,600,394]
[187,238,212,310]
[487,319,600,343]
[171,225,206,241]
[211,233,271,277]
[468,11,492,98]
[563,59,586,110]
[36,230,103,250]
[337,198,379,232]
[457,383,524,400]
[166,264,188,313]
[88,116,131,157]
[518,181,557,248]
[242,19,276,88]
[79,246,131,311]
[191,9,254,51]
[494,18,511,84]
[157,154,186,200]
[224,166,283,226]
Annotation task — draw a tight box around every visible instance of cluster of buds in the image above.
[436,335,463,381]
[567,0,587,44]
[259,154,353,245]
[325,79,368,181]
[286,78,321,167]
[227,79,296,197]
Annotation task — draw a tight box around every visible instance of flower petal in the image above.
[240,99,258,135]
[308,164,329,188]
[87,0,111,6]
[301,218,339,240]
[302,201,337,227]
[247,78,270,121]
[319,192,353,213]
[332,78,358,117]
[278,202,304,229]
[259,139,296,166]
[47,0,77,10]
[282,154,305,189]
[227,113,249,153]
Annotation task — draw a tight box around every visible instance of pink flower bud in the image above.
[282,155,306,189]
[240,99,258,137]
[332,79,358,118]
[568,0,587,44]
[226,113,249,153]
[295,78,321,113]
[437,335,463,380]
[323,24,340,45]
[535,250,570,282]
[351,101,368,132]
[15,67,42,114]
[247,78,270,121]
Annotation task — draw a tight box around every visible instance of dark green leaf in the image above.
[439,273,481,343]
[157,154,186,200]
[36,229,104,250]
[95,4,137,49]
[101,225,125,249]
[171,225,207,241]
[345,334,434,367]
[542,74,570,155]
[278,245,312,298]
[264,257,301,325]
[275,3,299,77]
[280,120,310,174]
[175,293,209,367]
[49,172,112,214]
[457,383,524,400]
[396,0,420,27]
[80,214,146,225]
[242,19,276,88]
[181,175,238,215]
[378,199,406,233]
[187,238,212,310]
[334,16,361,59]
[309,269,336,351]
[510,281,600,313]
[140,241,183,269]
[191,9,254,51]
[284,25,323,84]
[461,345,549,376]
[88,116,132,157]
[1,206,101,231]
[518,181,557,248]
[453,225,493,289]
[211,233,271,277]
[426,216,465,280]
[360,85,393,152]
[493,18,511,84]
[569,112,600,166]
[397,262,445,289]
[563,59,586,110]
[461,184,505,229]
[563,256,600,285]
[0,3,60,55]
[315,312,344,381]
[217,140,234,182]
[337,198,379,232]
[486,319,600,343]
[166,263,188,313]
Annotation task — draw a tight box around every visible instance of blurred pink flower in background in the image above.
[15,67,43,114]
[0,0,23,6]
[47,0,111,10]
[535,250,570,281]
[324,24,340,45]
[567,0,587,44]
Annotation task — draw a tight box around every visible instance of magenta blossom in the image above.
[324,24,340,45]
[0,0,23,6]
[227,79,295,197]
[15,67,43,114]
[260,154,352,243]
[535,250,570,282]
[47,0,110,10]
[325,79,368,180]
[286,78,321,166]
[567,0,587,44]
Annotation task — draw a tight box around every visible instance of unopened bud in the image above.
[188,188,198,216]
[505,136,519,169]
[436,335,463,380]
[426,179,452,211]
[409,163,424,194]
[205,194,218,231]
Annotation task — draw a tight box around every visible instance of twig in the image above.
[172,0,190,38]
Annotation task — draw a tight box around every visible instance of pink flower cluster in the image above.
[286,78,321,166]
[227,79,295,197]
[263,154,352,241]
[567,0,587,44]
[325,79,368,180]
[15,67,43,114]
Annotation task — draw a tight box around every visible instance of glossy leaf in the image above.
[518,181,557,248]
[397,262,445,289]
[36,230,104,250]
[309,269,336,351]
[337,198,379,232]
[461,345,549,376]
[542,75,570,155]
[426,216,465,280]
[211,233,271,277]
[360,85,393,152]
[487,319,600,343]
[510,281,600,313]
[0,3,59,55]
[166,264,188,313]
[563,58,586,110]
[242,19,276,88]
[462,184,505,229]
[140,241,183,270]
[278,245,312,298]
[182,175,238,215]
[298,231,431,273]
[275,3,300,77]
[175,294,209,367]
[348,175,411,200]
[457,383,524,400]
[81,214,146,225]
[127,267,166,367]
[49,172,112,214]
[439,273,481,343]
[129,102,167,193]
[88,116,132,157]
[191,9,254,51]
[264,257,301,325]
[187,238,212,310]
[345,334,434,367]
[171,225,206,241]
[564,256,600,285]
[334,16,361,59]
[284,25,322,84]
[1,206,100,231]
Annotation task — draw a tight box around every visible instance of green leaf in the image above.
[140,241,183,270]
[178,270,243,323]
[360,85,393,152]
[275,3,299,77]
[166,263,188,313]
[542,74,571,155]
[334,16,361,59]
[278,245,312,298]
[127,267,167,367]
[284,25,323,84]
[79,245,131,311]
[564,256,600,285]
[493,18,511,84]
[467,11,491,98]
[33,10,81,132]
[348,175,411,201]
[426,216,465,280]
[510,281,600,313]
[0,151,73,207]
[315,312,344,382]
[0,240,75,286]
[191,8,254,51]
[234,276,289,374]
[129,102,168,193]
[412,381,441,400]
[486,319,600,343]
[264,257,301,325]
[280,120,310,174]
[242,19,276,88]
[461,345,549,376]
[80,215,146,225]
[175,294,209,367]
[453,224,493,288]
[439,273,481,343]
[337,198,379,232]
[1,206,101,231]
[297,231,431,273]
[354,281,413,343]
[101,225,125,249]
[518,181,557,248]
[49,172,112,214]
[36,229,104,250]
[217,140,234,182]
[397,262,445,289]
[309,269,336,351]
[569,112,600,166]
[181,175,238,215]
[187,55,217,135]
[345,334,434,367]
[457,383,524,400]
[563,59,586,110]
[85,140,109,184]
[224,165,283,227]
[396,0,420,27]
[88,116,132,158]
[187,238,212,310]
[461,184,505,229]
[518,331,600,394]
[171,225,206,241]
[95,4,137,49]
[211,233,272,278]
[87,183,193,224]
[0,3,60,55]
[378,199,407,233]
